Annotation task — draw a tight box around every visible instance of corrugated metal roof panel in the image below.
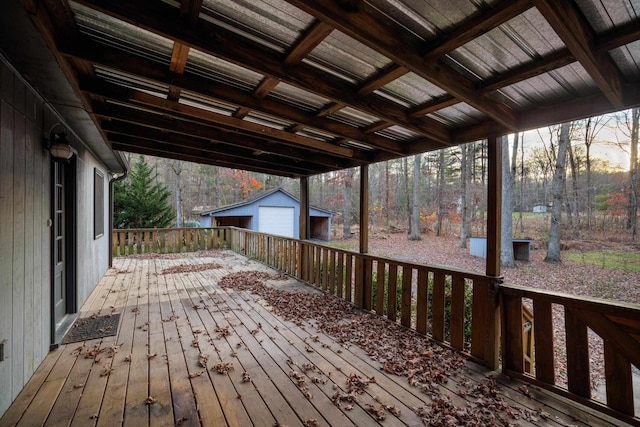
[185,48,264,91]
[201,0,314,51]
[70,1,173,64]
[610,40,640,79]
[576,0,640,32]
[497,63,598,110]
[179,91,239,116]
[266,82,330,112]
[328,107,379,127]
[367,0,500,41]
[306,30,392,82]
[427,103,485,128]
[93,65,169,97]
[379,72,447,107]
[375,125,420,141]
[244,111,294,130]
[446,8,564,81]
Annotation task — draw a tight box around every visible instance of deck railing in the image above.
[502,284,640,425]
[114,226,640,425]
[112,227,229,256]
[228,227,498,364]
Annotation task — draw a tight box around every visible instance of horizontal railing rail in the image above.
[502,284,640,426]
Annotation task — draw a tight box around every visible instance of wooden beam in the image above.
[71,0,453,143]
[361,121,391,135]
[533,0,625,109]
[454,83,640,144]
[486,136,501,278]
[101,121,331,174]
[285,0,519,129]
[424,0,533,59]
[86,85,358,158]
[284,20,333,65]
[356,64,408,96]
[299,177,310,239]
[353,0,532,98]
[109,138,301,177]
[179,0,203,23]
[252,77,280,99]
[94,104,364,169]
[67,43,408,154]
[408,95,458,117]
[359,165,369,255]
[169,42,190,73]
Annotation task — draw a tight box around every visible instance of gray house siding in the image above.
[200,189,332,240]
[0,58,113,417]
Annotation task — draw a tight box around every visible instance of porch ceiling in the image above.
[15,0,640,177]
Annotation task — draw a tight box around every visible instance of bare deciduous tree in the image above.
[546,122,571,263]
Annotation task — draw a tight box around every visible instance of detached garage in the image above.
[200,188,333,240]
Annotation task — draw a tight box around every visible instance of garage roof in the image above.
[16,0,640,177]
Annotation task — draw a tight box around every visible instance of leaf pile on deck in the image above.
[218,270,535,425]
[160,262,221,275]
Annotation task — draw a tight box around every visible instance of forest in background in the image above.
[120,109,640,245]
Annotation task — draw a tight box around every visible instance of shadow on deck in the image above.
[0,251,628,426]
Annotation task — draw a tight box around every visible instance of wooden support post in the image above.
[486,136,501,279]
[299,177,310,282]
[473,135,501,369]
[355,166,371,309]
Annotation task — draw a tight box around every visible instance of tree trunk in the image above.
[170,160,183,227]
[343,168,354,238]
[567,143,580,235]
[404,157,411,232]
[630,108,639,240]
[410,153,422,240]
[460,143,469,248]
[385,161,390,233]
[436,149,445,236]
[545,123,570,263]
[501,136,515,268]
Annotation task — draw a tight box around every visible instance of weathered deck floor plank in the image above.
[0,251,629,427]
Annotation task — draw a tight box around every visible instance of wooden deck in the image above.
[0,251,628,427]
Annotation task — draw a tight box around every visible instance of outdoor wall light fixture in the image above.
[44,123,74,161]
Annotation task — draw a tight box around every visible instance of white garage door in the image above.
[258,206,294,237]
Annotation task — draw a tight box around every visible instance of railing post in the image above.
[471,277,501,369]
[355,165,370,309]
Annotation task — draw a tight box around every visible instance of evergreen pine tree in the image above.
[114,156,175,228]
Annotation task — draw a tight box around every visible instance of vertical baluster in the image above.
[449,275,465,350]
[533,298,555,384]
[416,267,428,335]
[387,264,398,321]
[503,294,524,373]
[604,340,634,415]
[400,266,412,328]
[375,261,386,316]
[432,271,446,342]
[565,308,591,398]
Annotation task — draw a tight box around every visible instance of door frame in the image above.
[50,157,77,346]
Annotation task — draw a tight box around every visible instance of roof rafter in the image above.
[100,115,359,171]
[103,126,328,175]
[72,0,452,144]
[63,39,410,154]
[533,0,625,109]
[284,0,520,130]
[109,136,303,177]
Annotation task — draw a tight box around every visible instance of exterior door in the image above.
[52,161,66,327]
